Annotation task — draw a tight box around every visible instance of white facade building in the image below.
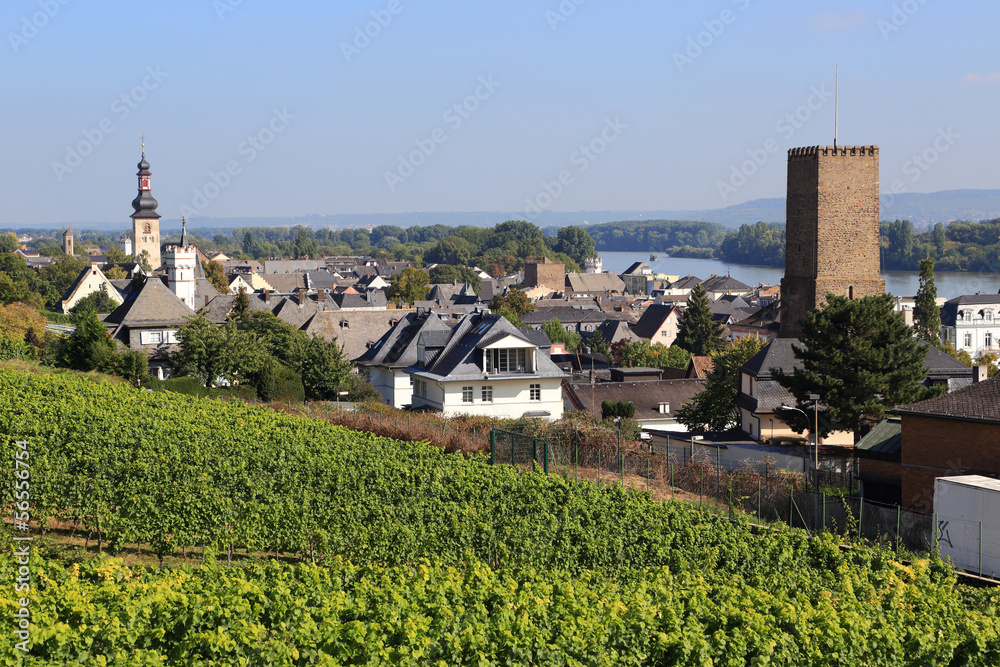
[941,294,1000,359]
[354,310,455,407]
[406,310,568,420]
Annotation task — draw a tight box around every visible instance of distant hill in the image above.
[10,189,1000,233]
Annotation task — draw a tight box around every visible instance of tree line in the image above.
[584,219,785,266]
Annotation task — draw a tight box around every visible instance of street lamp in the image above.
[782,395,822,490]
[781,403,813,487]
[808,394,820,485]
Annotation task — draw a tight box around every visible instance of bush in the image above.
[148,376,210,397]
[600,400,635,420]
[0,336,34,362]
[257,362,305,403]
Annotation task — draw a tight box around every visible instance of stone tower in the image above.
[780,145,885,338]
[62,227,73,256]
[130,150,161,270]
[164,218,197,310]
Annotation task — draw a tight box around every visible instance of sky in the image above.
[2,0,999,226]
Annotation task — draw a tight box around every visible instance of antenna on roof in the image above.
[834,65,839,149]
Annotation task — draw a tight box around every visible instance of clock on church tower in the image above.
[129,148,162,270]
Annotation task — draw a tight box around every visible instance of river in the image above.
[597,252,995,301]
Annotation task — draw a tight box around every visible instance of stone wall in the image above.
[780,145,886,337]
[524,259,564,288]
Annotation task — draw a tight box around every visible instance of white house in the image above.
[354,309,454,407]
[406,309,568,419]
[59,264,125,313]
[941,294,1000,359]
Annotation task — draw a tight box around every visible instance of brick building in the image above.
[523,257,564,289]
[894,371,1000,514]
[780,145,885,337]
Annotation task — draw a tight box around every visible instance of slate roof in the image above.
[305,270,337,289]
[518,328,552,347]
[855,418,902,459]
[701,274,752,293]
[895,375,1000,425]
[333,291,387,309]
[408,311,567,383]
[940,294,1000,326]
[631,303,683,339]
[622,261,650,275]
[262,273,308,292]
[355,310,454,368]
[521,308,607,326]
[302,310,415,362]
[263,259,325,273]
[565,378,705,421]
[924,344,975,381]
[594,318,640,344]
[104,277,195,328]
[669,274,702,289]
[565,273,626,293]
[741,338,801,379]
[221,259,263,273]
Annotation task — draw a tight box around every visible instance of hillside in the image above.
[2,368,1000,663]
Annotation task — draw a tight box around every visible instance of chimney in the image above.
[204,295,210,307]
[263,289,270,303]
[317,287,325,302]
[975,365,989,383]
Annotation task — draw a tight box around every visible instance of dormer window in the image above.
[985,310,994,323]
[486,348,527,373]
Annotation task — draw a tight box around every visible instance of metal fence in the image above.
[490,428,551,473]
[488,426,1000,577]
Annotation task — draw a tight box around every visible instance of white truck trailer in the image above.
[933,475,1000,577]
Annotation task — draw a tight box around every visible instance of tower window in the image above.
[848,286,854,300]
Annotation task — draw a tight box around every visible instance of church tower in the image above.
[780,145,885,338]
[164,217,197,310]
[130,148,161,270]
[62,227,74,256]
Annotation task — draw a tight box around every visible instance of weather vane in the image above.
[140,131,145,153]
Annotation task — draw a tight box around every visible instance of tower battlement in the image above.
[787,145,878,158]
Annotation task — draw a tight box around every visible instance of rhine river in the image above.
[597,252,995,301]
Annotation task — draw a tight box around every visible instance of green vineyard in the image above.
[2,368,999,664]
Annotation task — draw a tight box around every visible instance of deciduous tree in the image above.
[676,335,768,431]
[386,268,430,306]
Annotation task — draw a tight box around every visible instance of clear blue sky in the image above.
[3,0,998,225]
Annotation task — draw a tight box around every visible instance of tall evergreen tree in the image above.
[231,286,251,321]
[774,293,943,441]
[675,284,726,355]
[913,258,942,347]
